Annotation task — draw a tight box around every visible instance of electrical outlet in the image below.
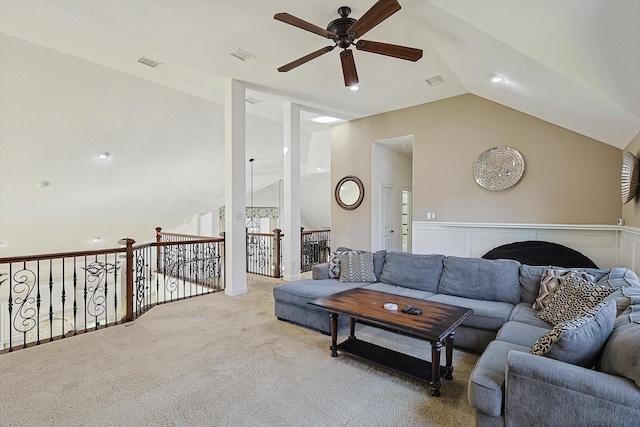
[427,212,432,220]
[432,212,436,220]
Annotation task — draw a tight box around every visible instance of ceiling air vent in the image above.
[230,48,255,62]
[137,56,163,68]
[425,75,445,86]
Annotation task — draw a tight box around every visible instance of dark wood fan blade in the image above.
[356,40,422,61]
[347,0,401,39]
[340,49,359,87]
[278,46,335,72]
[274,13,338,39]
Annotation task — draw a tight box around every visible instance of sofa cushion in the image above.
[598,268,640,315]
[372,250,387,281]
[272,279,366,307]
[427,294,513,331]
[496,321,549,347]
[598,305,640,387]
[533,268,596,310]
[508,303,553,329]
[362,282,435,300]
[468,340,529,417]
[438,256,521,304]
[537,275,615,325]
[519,265,548,305]
[379,252,444,293]
[530,300,616,368]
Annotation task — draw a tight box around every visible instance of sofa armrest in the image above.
[505,351,640,426]
[312,263,329,280]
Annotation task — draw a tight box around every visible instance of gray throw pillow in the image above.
[536,275,615,325]
[597,304,640,387]
[530,300,616,368]
[339,252,376,283]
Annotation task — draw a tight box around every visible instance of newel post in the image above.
[273,229,282,278]
[119,238,136,322]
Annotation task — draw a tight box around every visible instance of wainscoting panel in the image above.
[620,228,640,271]
[413,222,639,269]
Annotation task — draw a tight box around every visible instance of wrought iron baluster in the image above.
[83,256,88,333]
[61,258,66,338]
[48,260,53,342]
[73,258,78,335]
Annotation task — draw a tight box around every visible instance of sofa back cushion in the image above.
[439,256,521,304]
[597,305,640,387]
[379,252,444,293]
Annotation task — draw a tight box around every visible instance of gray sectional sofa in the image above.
[272,250,640,426]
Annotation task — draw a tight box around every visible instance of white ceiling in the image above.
[1,0,639,256]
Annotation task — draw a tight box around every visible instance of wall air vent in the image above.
[230,48,255,61]
[137,56,163,68]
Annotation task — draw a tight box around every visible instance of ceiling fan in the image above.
[274,0,423,87]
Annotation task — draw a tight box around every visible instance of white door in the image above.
[381,184,394,251]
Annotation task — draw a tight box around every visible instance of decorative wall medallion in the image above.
[621,151,639,204]
[473,146,525,191]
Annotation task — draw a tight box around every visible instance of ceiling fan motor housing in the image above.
[327,7,357,48]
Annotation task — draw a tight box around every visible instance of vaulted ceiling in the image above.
[1,0,639,256]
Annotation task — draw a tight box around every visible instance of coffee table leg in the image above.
[445,332,455,380]
[349,317,356,340]
[430,341,442,397]
[330,313,338,357]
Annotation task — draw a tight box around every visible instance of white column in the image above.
[224,79,247,296]
[283,103,302,281]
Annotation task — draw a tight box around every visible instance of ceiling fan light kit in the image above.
[275,0,423,87]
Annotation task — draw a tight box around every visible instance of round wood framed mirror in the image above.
[335,175,364,210]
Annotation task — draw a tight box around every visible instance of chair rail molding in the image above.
[413,222,640,270]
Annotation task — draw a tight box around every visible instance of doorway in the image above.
[371,135,413,253]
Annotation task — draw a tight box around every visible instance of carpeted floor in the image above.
[0,274,478,426]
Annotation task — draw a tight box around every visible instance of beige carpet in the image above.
[0,275,478,426]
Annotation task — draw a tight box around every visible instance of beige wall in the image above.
[331,94,622,250]
[622,132,640,227]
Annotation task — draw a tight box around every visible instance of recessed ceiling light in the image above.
[425,76,445,86]
[92,237,101,242]
[98,151,110,159]
[35,181,50,188]
[310,116,341,124]
[230,48,255,61]
[491,74,506,83]
[137,56,163,68]
[349,85,359,91]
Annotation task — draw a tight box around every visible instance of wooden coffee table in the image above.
[309,288,473,396]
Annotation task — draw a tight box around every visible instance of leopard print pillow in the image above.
[536,275,615,325]
[533,268,596,310]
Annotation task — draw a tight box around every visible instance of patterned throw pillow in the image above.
[339,252,376,283]
[530,300,616,368]
[533,268,596,310]
[328,250,359,278]
[536,275,615,325]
